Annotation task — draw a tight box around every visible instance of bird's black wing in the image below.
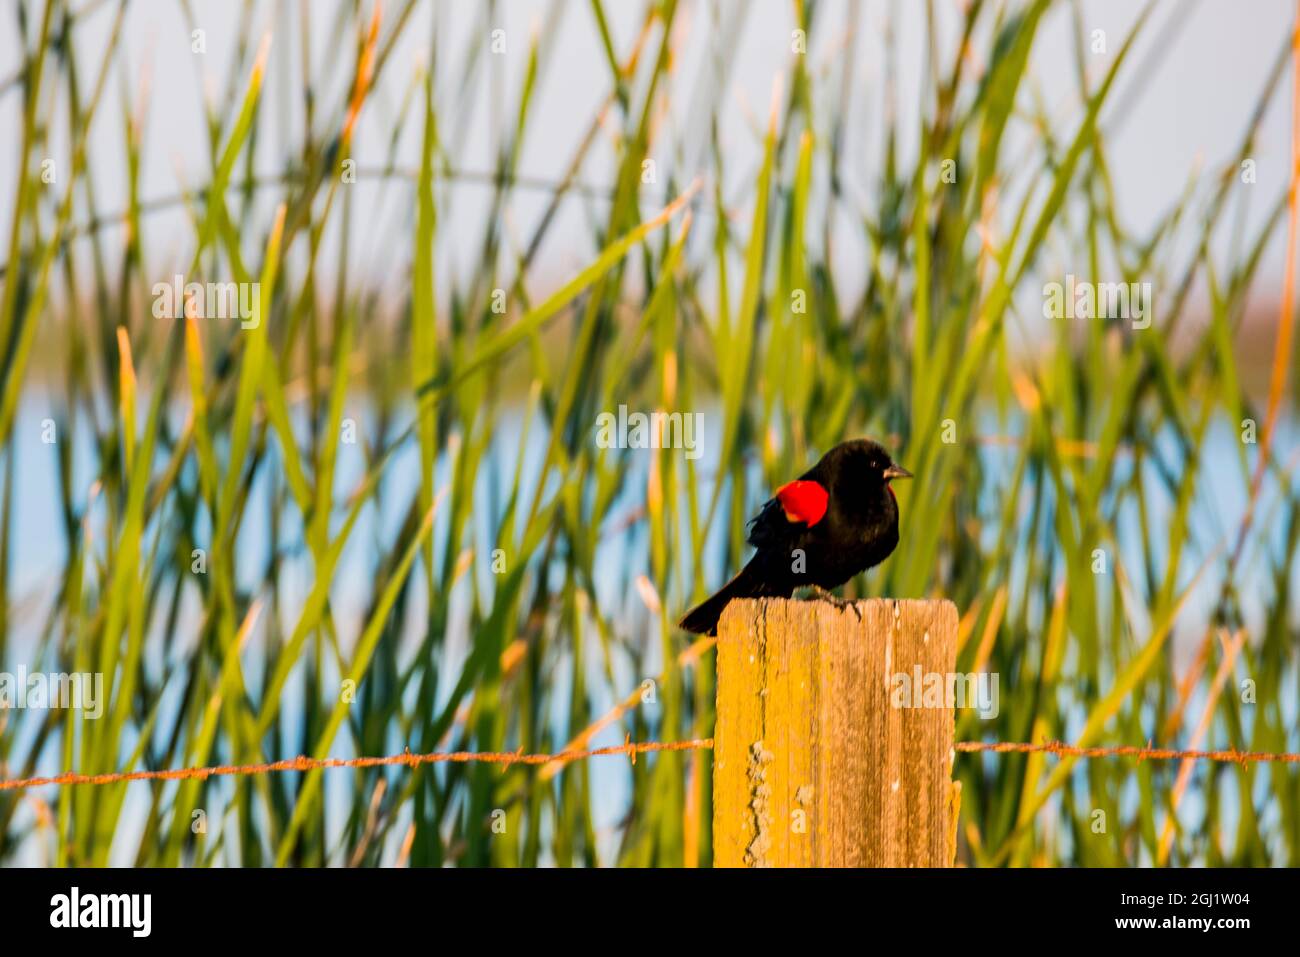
[746,496,798,549]
[747,462,830,549]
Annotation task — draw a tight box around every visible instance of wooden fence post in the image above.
[713,597,960,867]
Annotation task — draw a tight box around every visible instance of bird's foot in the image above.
[801,585,862,622]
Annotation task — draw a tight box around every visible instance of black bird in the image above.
[678,438,911,635]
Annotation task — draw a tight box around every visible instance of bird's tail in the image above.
[677,559,777,636]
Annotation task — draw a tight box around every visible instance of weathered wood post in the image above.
[713,597,959,867]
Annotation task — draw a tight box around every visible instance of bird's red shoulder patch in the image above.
[774,480,829,527]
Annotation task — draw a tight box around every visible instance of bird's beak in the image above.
[883,464,913,481]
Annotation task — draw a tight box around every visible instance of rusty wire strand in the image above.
[0,738,713,792]
[955,740,1300,765]
[5,737,1300,792]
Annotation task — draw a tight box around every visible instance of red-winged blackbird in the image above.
[678,438,911,635]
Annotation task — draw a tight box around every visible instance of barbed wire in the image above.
[0,738,713,792]
[955,740,1300,765]
[4,737,1299,793]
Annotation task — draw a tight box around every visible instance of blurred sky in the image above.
[0,0,1294,338]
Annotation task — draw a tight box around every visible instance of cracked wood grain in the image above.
[713,597,958,867]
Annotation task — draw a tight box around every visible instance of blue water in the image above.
[3,388,1297,864]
